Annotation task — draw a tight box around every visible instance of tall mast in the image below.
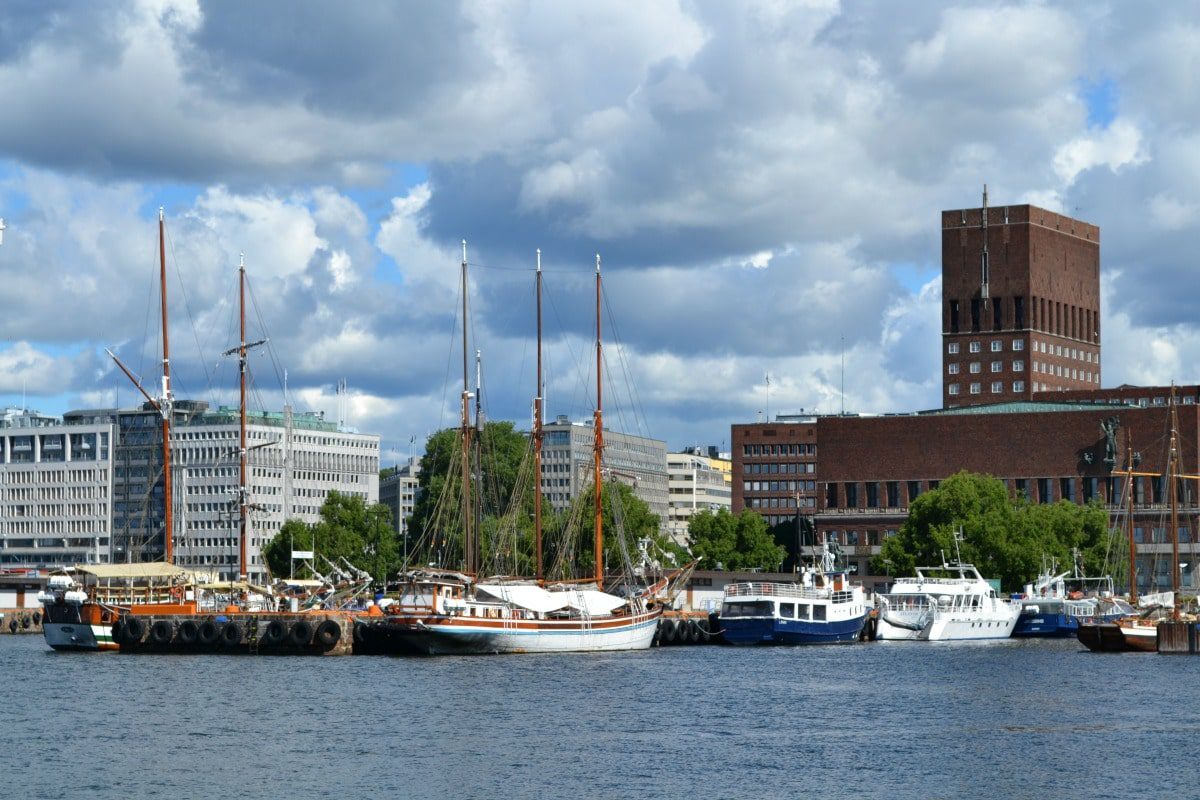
[593,254,604,588]
[1127,432,1138,605]
[460,240,474,575]
[1169,386,1180,619]
[534,249,544,583]
[158,208,175,565]
[238,254,249,580]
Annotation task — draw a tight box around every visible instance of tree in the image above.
[689,508,787,572]
[562,481,685,579]
[262,491,398,585]
[872,471,1114,591]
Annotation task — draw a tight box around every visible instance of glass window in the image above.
[1012,340,1024,351]
[990,340,1002,352]
[991,361,1002,372]
[970,383,981,394]
[948,342,960,354]
[1013,381,1025,392]
[969,362,981,374]
[969,341,981,353]
[948,363,960,374]
[1013,360,1024,371]
[948,384,960,395]
[991,382,1003,393]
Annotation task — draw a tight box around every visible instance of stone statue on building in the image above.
[1101,416,1120,471]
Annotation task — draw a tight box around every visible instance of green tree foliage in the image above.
[688,508,787,571]
[562,481,685,579]
[262,491,398,585]
[871,471,1113,591]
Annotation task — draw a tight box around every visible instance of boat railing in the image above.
[724,582,830,601]
[878,594,935,610]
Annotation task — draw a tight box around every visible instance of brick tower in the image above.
[941,188,1101,408]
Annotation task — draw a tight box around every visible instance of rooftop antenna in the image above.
[953,526,965,564]
[0,217,6,246]
[765,373,771,421]
[840,335,845,416]
[980,184,990,309]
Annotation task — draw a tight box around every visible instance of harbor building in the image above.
[666,448,732,544]
[379,457,421,546]
[7,402,380,582]
[942,197,1100,408]
[168,405,380,584]
[732,195,1198,592]
[0,409,115,567]
[540,415,669,531]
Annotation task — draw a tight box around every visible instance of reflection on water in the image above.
[2,636,1198,799]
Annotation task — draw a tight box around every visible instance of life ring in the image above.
[123,616,147,644]
[315,619,341,648]
[289,620,314,647]
[149,620,174,645]
[222,622,244,646]
[177,620,199,645]
[197,620,221,646]
[262,619,286,646]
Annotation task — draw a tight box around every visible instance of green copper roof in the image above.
[922,400,1137,416]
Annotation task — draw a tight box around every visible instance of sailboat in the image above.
[40,210,196,651]
[358,250,663,655]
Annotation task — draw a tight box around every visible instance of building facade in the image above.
[170,406,380,583]
[0,409,114,567]
[540,416,669,530]
[379,457,421,545]
[665,449,732,544]
[731,416,820,529]
[943,198,1100,407]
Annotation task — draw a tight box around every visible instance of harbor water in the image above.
[3,635,1198,799]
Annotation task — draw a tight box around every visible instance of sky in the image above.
[0,1,1198,463]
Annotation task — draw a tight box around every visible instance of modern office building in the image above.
[0,409,114,567]
[540,415,669,530]
[379,457,421,544]
[5,402,382,581]
[942,195,1100,407]
[665,449,732,544]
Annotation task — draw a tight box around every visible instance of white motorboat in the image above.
[875,559,1019,641]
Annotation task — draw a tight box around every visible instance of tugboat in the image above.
[718,537,869,645]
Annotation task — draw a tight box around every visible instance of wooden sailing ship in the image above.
[358,249,663,655]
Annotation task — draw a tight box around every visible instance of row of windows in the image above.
[742,443,816,456]
[743,462,815,475]
[948,360,1024,375]
[947,381,1025,396]
[743,480,818,493]
[1031,362,1098,383]
[948,339,1023,355]
[745,496,817,510]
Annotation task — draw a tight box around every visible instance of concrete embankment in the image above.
[0,609,43,635]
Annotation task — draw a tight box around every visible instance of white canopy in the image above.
[477,584,570,614]
[72,563,188,580]
[559,589,628,616]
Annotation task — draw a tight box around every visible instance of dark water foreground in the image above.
[2,635,1198,799]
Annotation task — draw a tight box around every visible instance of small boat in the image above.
[39,563,195,651]
[718,540,869,645]
[875,555,1019,641]
[1012,561,1130,637]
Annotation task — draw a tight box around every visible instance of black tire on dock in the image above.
[149,620,174,646]
[32,612,41,625]
[352,622,365,645]
[315,619,341,648]
[222,622,244,646]
[262,619,286,646]
[197,620,221,646]
[111,617,126,643]
[7,619,16,634]
[289,620,314,647]
[651,623,662,647]
[666,619,680,645]
[123,616,147,644]
[689,620,702,644]
[177,620,199,646]
[20,616,30,629]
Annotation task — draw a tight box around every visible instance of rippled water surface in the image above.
[3,635,1199,799]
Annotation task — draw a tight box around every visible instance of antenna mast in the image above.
[593,254,604,588]
[534,249,544,582]
[460,240,474,575]
[158,208,175,565]
[980,183,990,308]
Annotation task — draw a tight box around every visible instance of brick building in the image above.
[943,193,1100,407]
[730,192,1198,592]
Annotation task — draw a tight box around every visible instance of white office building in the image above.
[666,450,732,544]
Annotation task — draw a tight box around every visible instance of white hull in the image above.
[876,606,1019,641]
[42,622,117,651]
[407,612,661,655]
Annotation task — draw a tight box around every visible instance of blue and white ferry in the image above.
[719,543,869,645]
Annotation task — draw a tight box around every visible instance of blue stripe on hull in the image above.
[1013,610,1126,638]
[721,614,867,646]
